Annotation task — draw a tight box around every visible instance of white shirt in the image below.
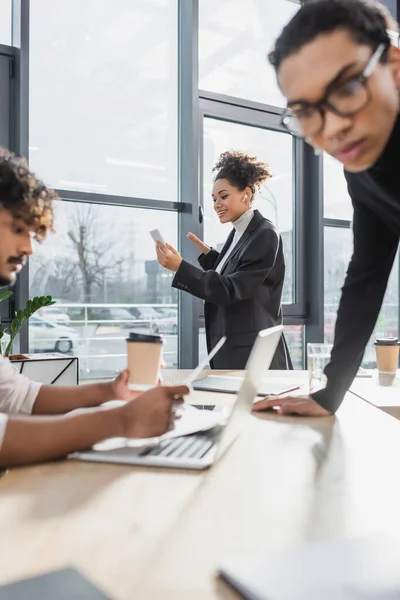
[0,356,42,451]
[215,209,254,274]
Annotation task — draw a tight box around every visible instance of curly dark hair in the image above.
[268,0,391,72]
[213,151,272,196]
[0,148,58,241]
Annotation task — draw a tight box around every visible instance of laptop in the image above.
[69,325,283,471]
[219,536,400,599]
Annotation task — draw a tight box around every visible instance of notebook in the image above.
[219,536,400,599]
[192,375,301,397]
[0,568,112,600]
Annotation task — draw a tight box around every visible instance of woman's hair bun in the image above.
[213,150,272,193]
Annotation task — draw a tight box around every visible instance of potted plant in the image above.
[0,290,55,358]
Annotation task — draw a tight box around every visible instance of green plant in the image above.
[0,290,55,357]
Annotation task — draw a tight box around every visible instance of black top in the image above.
[313,114,400,413]
[172,210,292,370]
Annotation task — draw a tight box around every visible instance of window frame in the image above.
[199,94,305,319]
[13,0,398,371]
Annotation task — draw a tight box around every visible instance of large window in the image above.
[324,226,399,367]
[29,202,178,379]
[199,0,299,107]
[202,117,294,303]
[29,0,178,201]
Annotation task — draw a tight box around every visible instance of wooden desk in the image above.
[1,376,400,599]
[351,375,400,419]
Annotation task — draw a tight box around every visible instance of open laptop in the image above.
[69,325,283,471]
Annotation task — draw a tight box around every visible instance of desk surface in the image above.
[1,372,400,599]
[351,374,400,419]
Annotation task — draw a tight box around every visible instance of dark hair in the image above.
[213,151,272,195]
[268,0,391,72]
[0,148,57,240]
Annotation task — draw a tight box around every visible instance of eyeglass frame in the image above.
[280,43,387,138]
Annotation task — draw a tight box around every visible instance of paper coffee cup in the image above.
[126,332,163,389]
[374,338,399,384]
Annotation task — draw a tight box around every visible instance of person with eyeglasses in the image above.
[254,0,400,417]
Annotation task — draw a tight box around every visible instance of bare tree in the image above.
[67,204,128,303]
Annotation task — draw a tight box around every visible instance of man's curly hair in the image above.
[0,148,58,241]
[213,151,272,195]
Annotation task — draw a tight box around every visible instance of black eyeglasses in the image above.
[281,44,386,138]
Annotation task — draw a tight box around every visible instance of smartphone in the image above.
[150,228,166,245]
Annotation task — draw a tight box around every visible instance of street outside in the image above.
[28,304,305,380]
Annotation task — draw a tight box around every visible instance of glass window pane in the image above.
[324,226,399,367]
[284,325,304,370]
[203,117,294,303]
[0,0,11,45]
[29,0,178,201]
[199,0,299,107]
[199,324,304,369]
[324,154,353,220]
[29,202,178,379]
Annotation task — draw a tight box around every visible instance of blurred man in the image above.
[0,149,188,467]
[256,0,400,416]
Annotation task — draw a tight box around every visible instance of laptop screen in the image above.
[213,325,283,462]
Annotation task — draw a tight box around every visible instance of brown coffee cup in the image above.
[126,332,163,389]
[374,337,399,385]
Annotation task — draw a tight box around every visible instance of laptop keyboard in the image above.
[139,431,217,460]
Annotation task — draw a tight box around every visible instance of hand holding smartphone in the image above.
[150,229,166,245]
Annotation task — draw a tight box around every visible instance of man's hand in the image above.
[109,364,166,401]
[109,369,138,400]
[252,395,332,417]
[1,384,190,468]
[156,242,183,272]
[187,232,211,255]
[118,385,189,438]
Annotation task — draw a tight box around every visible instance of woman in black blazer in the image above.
[156,150,292,370]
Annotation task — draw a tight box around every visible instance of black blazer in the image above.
[172,210,292,370]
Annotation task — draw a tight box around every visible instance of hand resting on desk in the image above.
[252,395,331,417]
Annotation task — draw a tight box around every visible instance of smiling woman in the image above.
[156,150,292,371]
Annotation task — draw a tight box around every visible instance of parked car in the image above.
[153,308,178,334]
[90,307,136,325]
[29,316,79,353]
[156,308,178,319]
[36,306,70,326]
[129,306,161,329]
[90,307,159,333]
[154,315,177,334]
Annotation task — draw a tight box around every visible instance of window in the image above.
[323,154,353,220]
[29,0,178,201]
[0,0,11,45]
[199,0,299,107]
[199,324,304,369]
[324,226,399,367]
[284,325,303,369]
[202,117,294,303]
[29,202,178,379]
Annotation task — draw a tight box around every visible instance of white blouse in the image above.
[215,209,254,274]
